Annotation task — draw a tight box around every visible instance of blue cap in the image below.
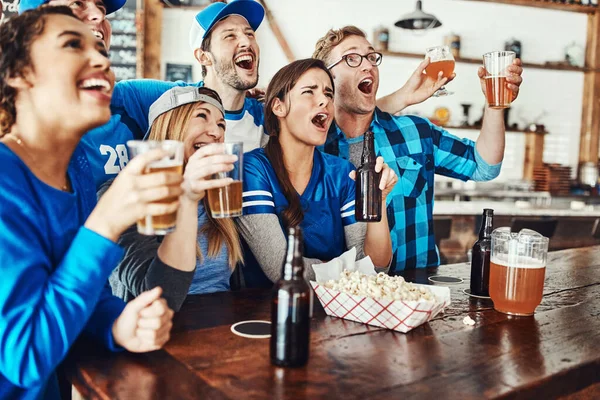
[19,0,127,15]
[189,0,265,51]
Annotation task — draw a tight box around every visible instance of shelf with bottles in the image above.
[440,124,549,135]
[381,50,590,73]
[462,0,598,14]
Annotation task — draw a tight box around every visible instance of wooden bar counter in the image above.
[66,246,600,399]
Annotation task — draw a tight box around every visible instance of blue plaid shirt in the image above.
[321,108,501,272]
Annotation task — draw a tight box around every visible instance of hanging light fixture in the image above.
[395,0,442,30]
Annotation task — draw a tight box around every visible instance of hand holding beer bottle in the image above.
[351,131,397,222]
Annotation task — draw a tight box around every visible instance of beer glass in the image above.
[425,45,455,97]
[206,142,243,218]
[483,51,515,109]
[127,140,184,235]
[489,227,549,316]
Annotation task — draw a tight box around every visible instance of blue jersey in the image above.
[0,144,125,399]
[81,79,266,189]
[242,148,357,262]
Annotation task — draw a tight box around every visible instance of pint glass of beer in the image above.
[126,140,184,235]
[489,227,549,316]
[206,142,243,218]
[483,51,515,109]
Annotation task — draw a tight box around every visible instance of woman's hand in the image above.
[112,287,174,353]
[182,144,238,202]
[349,156,398,201]
[375,157,398,200]
[86,149,184,241]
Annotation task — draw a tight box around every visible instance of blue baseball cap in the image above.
[189,0,265,51]
[19,0,126,15]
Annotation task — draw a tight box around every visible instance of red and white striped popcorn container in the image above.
[310,282,451,333]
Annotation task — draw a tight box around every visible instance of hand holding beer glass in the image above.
[206,142,243,218]
[424,45,455,97]
[482,51,517,109]
[127,140,184,235]
[489,228,549,316]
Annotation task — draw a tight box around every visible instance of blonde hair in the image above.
[312,25,367,65]
[147,97,243,269]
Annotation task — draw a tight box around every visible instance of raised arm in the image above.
[376,58,453,114]
[474,58,523,166]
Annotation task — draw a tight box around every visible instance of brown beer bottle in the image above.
[270,226,310,367]
[470,209,494,297]
[355,131,382,222]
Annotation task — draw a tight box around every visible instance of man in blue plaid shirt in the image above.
[313,26,524,272]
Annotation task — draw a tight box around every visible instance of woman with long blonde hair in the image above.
[108,86,243,311]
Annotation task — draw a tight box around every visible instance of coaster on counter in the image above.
[230,320,271,339]
[428,275,463,284]
[463,288,491,299]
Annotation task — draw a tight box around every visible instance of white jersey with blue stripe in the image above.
[242,148,357,262]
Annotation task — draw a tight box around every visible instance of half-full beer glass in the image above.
[127,140,184,235]
[489,228,549,316]
[483,51,515,109]
[425,45,455,97]
[206,142,243,218]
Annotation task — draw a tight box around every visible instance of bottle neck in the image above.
[479,214,493,239]
[361,131,376,165]
[282,230,304,280]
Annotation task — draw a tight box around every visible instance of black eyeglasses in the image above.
[327,52,383,70]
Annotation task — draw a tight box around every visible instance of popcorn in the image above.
[463,316,476,326]
[322,270,435,302]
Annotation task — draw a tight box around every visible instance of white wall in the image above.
[161,0,588,182]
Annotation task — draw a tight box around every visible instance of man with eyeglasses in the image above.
[313,26,524,273]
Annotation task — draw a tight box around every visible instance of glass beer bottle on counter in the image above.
[355,131,382,222]
[270,226,311,367]
[470,209,494,297]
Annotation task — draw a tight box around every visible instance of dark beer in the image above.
[470,209,494,296]
[270,226,311,367]
[355,131,382,222]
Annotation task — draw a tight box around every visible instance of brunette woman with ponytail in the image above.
[237,59,397,286]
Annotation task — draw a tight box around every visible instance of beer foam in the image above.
[490,254,545,269]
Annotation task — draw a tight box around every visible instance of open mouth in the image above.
[358,77,374,95]
[193,142,208,151]
[311,112,329,129]
[234,53,255,70]
[77,77,111,94]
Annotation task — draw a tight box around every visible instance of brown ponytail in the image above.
[263,58,334,230]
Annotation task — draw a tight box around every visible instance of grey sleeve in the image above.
[235,214,322,282]
[344,222,367,260]
[98,179,194,312]
[344,222,390,273]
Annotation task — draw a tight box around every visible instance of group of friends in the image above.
[0,0,524,398]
